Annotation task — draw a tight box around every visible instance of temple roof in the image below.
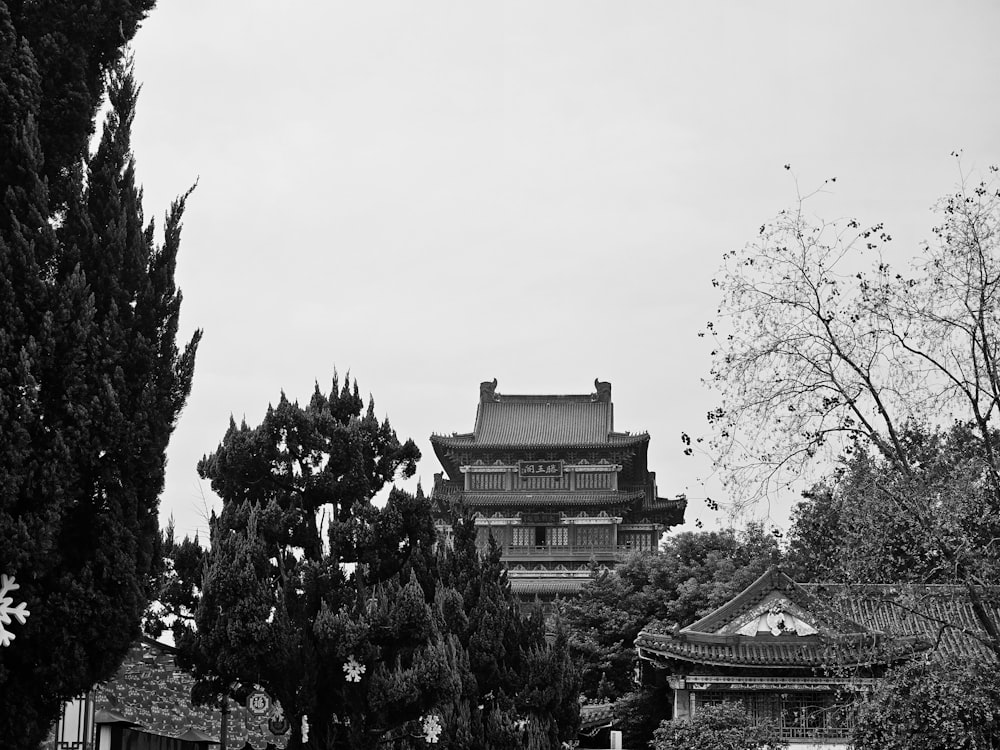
[175,727,218,743]
[511,578,588,595]
[578,702,614,732]
[476,397,613,445]
[636,567,1000,669]
[94,709,142,727]
[431,379,649,451]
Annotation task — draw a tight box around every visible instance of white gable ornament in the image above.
[735,599,817,637]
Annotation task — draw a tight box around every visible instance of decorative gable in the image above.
[683,567,870,640]
[726,593,819,637]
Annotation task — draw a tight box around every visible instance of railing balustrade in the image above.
[475,543,650,559]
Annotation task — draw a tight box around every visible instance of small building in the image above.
[635,567,1000,749]
[49,637,285,750]
[431,379,685,604]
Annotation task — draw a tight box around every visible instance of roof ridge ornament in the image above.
[592,379,612,402]
[480,378,499,403]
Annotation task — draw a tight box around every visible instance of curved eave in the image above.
[429,434,650,450]
[637,635,832,668]
[636,632,929,669]
[512,579,588,595]
[638,496,687,525]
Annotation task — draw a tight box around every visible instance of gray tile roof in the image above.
[799,583,1000,661]
[579,702,614,730]
[636,568,1000,668]
[475,399,613,445]
[511,579,588,595]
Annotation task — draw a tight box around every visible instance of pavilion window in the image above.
[699,691,855,741]
[548,527,569,546]
[469,472,506,490]
[511,527,533,547]
[620,532,653,551]
[576,472,614,490]
[521,475,561,490]
[577,526,612,546]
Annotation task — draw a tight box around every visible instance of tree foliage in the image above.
[852,657,1000,750]
[609,688,669,750]
[177,379,579,749]
[706,161,1000,655]
[787,424,1000,587]
[0,2,200,746]
[707,162,1000,498]
[144,519,207,639]
[650,701,786,750]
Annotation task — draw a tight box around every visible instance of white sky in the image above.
[128,1,1000,540]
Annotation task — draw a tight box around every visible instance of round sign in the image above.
[247,689,271,717]
[268,715,290,735]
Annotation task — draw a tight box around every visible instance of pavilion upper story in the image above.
[430,379,686,601]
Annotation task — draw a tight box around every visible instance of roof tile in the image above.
[511,579,588,595]
[474,400,612,445]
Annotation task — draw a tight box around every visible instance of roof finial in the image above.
[480,378,499,403]
[593,379,611,402]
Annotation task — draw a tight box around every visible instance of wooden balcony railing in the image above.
[478,543,650,561]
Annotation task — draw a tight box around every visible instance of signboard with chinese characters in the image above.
[518,460,563,479]
[247,689,271,717]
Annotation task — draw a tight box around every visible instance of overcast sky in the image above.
[128,1,1000,540]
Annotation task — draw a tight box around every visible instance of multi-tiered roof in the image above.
[432,379,684,523]
[431,380,685,600]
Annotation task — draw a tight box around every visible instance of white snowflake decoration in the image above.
[0,573,30,647]
[422,714,442,744]
[514,717,528,732]
[301,714,310,742]
[343,655,366,682]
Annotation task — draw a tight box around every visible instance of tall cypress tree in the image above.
[420,516,581,749]
[0,3,200,746]
[180,381,581,749]
[178,379,458,750]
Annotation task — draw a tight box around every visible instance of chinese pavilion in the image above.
[635,567,1000,749]
[430,379,686,603]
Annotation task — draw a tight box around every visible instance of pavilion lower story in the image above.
[671,675,873,749]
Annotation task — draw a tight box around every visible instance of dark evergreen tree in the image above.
[429,517,581,749]
[178,379,456,750]
[143,519,207,639]
[180,383,581,749]
[6,0,156,210]
[0,3,200,746]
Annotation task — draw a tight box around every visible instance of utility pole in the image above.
[220,697,229,750]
